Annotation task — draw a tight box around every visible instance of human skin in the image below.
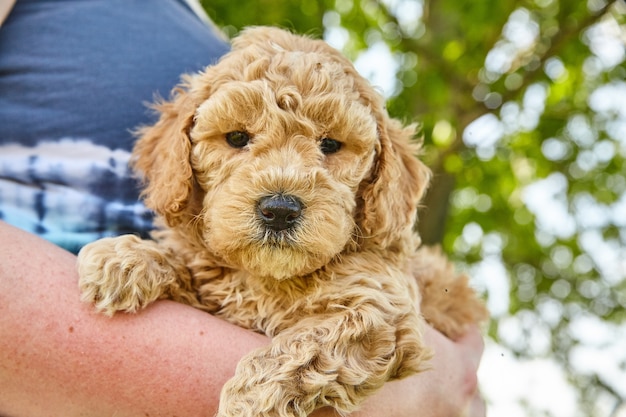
[0,221,484,417]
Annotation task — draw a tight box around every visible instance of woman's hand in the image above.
[341,324,485,417]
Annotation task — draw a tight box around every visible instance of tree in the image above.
[202,1,626,415]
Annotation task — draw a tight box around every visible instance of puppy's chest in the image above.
[193,269,324,336]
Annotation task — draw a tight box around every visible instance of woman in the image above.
[0,1,484,415]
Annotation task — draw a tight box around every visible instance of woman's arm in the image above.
[0,221,483,417]
[358,325,485,417]
[0,221,269,416]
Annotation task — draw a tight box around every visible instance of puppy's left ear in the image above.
[132,76,200,227]
[358,117,431,250]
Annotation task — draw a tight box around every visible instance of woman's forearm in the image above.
[0,221,483,417]
[0,221,269,416]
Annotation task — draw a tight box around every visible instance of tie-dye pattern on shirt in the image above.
[0,139,153,253]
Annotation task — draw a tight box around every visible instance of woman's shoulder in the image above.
[0,0,230,151]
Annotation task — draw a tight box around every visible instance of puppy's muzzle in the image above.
[257,194,302,232]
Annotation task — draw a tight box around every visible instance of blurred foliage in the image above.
[203,0,626,415]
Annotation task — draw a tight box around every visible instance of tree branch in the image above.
[430,0,617,178]
[499,0,619,107]
[374,0,476,95]
[377,0,618,244]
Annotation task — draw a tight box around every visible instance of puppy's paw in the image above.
[77,235,176,316]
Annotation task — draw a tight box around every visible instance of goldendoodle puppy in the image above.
[78,27,486,417]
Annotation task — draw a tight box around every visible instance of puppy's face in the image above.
[190,52,378,279]
[134,28,429,281]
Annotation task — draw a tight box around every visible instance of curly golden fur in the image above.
[77,27,487,417]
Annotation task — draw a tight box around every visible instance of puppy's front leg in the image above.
[77,235,193,316]
[217,302,429,417]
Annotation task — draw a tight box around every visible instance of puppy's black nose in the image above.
[257,194,302,231]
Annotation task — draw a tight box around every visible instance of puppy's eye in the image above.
[225,131,251,148]
[319,138,342,154]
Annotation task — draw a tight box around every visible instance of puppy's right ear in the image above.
[132,76,199,227]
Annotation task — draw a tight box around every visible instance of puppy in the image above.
[78,27,486,417]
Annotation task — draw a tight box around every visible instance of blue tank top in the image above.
[0,0,229,252]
